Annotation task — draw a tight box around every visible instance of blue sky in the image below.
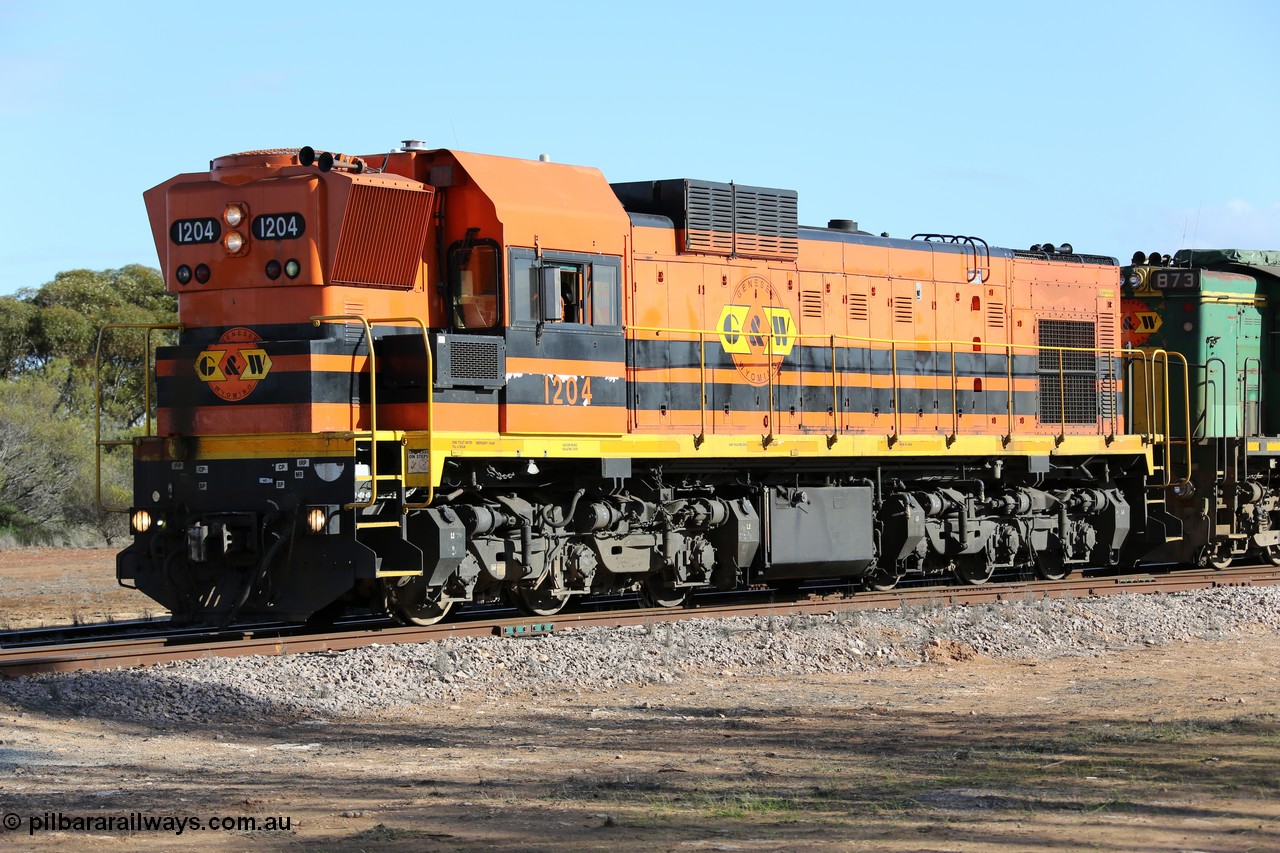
[1,0,1277,294]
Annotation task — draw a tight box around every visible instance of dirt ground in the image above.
[2,548,1279,851]
[0,548,156,629]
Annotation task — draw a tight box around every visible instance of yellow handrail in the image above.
[312,314,436,512]
[1152,349,1193,487]
[948,341,958,445]
[625,323,1140,446]
[312,315,380,511]
[94,322,182,513]
[373,316,434,511]
[830,335,840,446]
[697,331,707,446]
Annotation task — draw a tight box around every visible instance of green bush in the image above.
[0,265,172,545]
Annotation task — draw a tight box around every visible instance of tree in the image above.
[0,265,171,543]
[0,265,175,424]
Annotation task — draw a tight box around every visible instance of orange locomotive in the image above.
[113,142,1169,625]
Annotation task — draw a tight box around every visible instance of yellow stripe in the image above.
[179,430,404,460]
[406,430,1152,487]
[1199,291,1267,306]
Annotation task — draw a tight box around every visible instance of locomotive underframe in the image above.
[118,436,1153,625]
[1152,438,1280,569]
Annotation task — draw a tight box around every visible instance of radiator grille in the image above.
[730,188,799,259]
[1038,319,1097,424]
[332,183,434,288]
[684,183,734,255]
[610,179,797,260]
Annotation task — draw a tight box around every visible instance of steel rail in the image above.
[4,566,1278,678]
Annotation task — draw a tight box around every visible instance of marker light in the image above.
[265,259,282,280]
[284,259,301,279]
[223,204,244,227]
[176,264,192,285]
[224,231,245,253]
[131,510,153,534]
[194,264,211,283]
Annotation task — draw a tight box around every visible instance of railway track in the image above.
[4,564,1278,678]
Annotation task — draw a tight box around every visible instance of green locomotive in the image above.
[1122,249,1280,567]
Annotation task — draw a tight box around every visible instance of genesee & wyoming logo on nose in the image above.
[195,327,273,401]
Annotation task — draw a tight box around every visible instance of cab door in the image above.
[501,248,626,435]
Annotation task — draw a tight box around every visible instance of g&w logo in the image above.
[715,275,797,386]
[196,327,272,402]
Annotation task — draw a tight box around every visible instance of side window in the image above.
[509,254,538,324]
[553,262,586,323]
[507,249,622,328]
[448,239,500,331]
[589,261,620,327]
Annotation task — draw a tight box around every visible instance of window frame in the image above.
[507,247,622,330]
[447,237,503,333]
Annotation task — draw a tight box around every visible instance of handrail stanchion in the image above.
[697,330,707,447]
[1058,347,1067,445]
[948,340,958,444]
[1005,342,1015,442]
[829,335,839,446]
[890,341,900,444]
[312,314,379,510]
[1167,351,1193,486]
[765,322,776,446]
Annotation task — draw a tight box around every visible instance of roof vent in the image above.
[828,219,859,231]
[401,139,429,151]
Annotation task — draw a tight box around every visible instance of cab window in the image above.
[448,239,500,331]
[508,248,621,328]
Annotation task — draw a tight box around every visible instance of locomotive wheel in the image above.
[1033,554,1071,581]
[860,566,900,591]
[513,576,570,617]
[1266,545,1280,567]
[1198,542,1233,571]
[954,556,993,585]
[385,577,454,626]
[639,573,689,608]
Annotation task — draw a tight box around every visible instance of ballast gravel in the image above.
[3,586,1278,725]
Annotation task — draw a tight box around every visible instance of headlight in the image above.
[284,259,301,279]
[224,231,245,253]
[1126,272,1141,287]
[305,506,338,534]
[131,510,153,534]
[223,204,244,227]
[307,507,328,533]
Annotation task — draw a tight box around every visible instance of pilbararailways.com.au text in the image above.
[5,811,293,836]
